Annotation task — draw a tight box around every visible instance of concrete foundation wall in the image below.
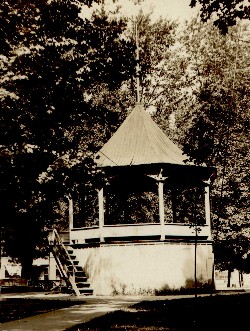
[74,241,214,295]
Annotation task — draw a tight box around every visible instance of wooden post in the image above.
[158,178,165,241]
[171,187,177,223]
[68,195,73,244]
[98,188,105,243]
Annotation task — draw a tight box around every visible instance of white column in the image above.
[204,181,211,239]
[0,257,5,279]
[98,188,105,243]
[48,252,57,280]
[205,184,211,224]
[158,180,165,241]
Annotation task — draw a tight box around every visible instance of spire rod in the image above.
[135,22,140,103]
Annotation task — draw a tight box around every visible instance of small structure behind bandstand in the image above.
[49,102,217,296]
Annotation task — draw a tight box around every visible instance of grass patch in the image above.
[0,297,85,323]
[67,293,250,331]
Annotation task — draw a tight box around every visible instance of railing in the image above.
[70,222,211,244]
[48,229,80,295]
[0,278,28,287]
[27,279,65,292]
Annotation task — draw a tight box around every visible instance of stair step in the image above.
[75,277,88,282]
[67,264,80,272]
[68,272,85,278]
[79,288,93,295]
[69,257,77,262]
[74,267,84,271]
[75,273,86,278]
[66,260,79,265]
[77,282,91,288]
[67,265,81,271]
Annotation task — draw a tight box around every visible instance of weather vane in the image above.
[135,22,140,104]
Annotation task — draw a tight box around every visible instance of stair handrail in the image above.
[49,228,80,295]
[52,229,78,273]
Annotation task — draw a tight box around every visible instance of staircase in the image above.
[48,229,93,296]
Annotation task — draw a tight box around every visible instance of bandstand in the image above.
[67,103,216,295]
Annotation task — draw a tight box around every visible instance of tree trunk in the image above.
[227,269,231,287]
[239,271,244,287]
[20,254,34,279]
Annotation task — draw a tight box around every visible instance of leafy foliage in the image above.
[190,0,250,34]
[0,0,136,276]
[131,11,187,116]
[178,19,250,273]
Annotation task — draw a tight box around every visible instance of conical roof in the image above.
[95,103,188,168]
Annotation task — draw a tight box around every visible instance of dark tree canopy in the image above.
[0,0,136,277]
[190,0,250,33]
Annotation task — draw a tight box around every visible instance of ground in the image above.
[67,292,250,331]
[1,291,249,331]
[0,295,86,323]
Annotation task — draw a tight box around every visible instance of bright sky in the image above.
[82,0,199,23]
[119,0,198,22]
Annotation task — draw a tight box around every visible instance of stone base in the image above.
[74,240,214,296]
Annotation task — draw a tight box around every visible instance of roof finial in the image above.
[135,22,140,104]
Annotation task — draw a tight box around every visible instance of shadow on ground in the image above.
[0,297,85,323]
[66,293,250,331]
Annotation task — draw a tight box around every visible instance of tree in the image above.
[190,0,250,34]
[0,0,136,277]
[129,11,188,119]
[178,19,250,279]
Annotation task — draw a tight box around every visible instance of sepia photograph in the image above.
[0,0,249,330]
